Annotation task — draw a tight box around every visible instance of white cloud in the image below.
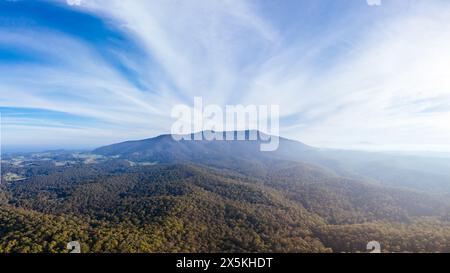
[78,0,279,105]
[0,29,175,147]
[278,3,450,151]
[3,0,450,152]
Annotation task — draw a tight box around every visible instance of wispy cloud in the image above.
[1,0,450,152]
[0,28,174,145]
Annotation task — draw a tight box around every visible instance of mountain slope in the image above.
[2,163,332,252]
[93,131,312,163]
[2,158,450,253]
[2,132,450,252]
[93,131,450,194]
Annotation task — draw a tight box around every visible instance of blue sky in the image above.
[1,0,450,152]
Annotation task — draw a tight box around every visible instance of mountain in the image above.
[1,131,450,253]
[94,130,450,194]
[93,130,312,163]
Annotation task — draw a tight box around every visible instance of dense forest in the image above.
[1,153,450,253]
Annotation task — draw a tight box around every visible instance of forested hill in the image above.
[1,132,450,253]
[94,131,450,194]
[93,130,313,164]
